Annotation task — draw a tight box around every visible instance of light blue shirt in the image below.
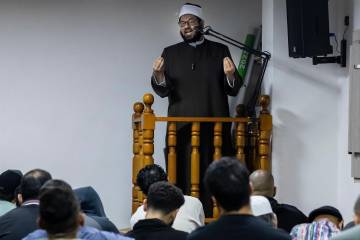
[23,226,133,240]
[0,200,16,216]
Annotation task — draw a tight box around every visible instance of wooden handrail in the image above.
[131,93,273,220]
[132,116,250,123]
[155,117,250,123]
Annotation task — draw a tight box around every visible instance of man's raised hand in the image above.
[223,57,236,80]
[153,57,165,81]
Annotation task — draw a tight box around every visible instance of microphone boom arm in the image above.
[202,26,271,117]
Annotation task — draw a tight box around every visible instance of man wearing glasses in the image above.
[151,3,242,217]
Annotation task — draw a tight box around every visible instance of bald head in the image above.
[249,170,275,197]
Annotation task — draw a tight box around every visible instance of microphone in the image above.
[198,26,211,35]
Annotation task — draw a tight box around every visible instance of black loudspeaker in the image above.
[286,0,332,58]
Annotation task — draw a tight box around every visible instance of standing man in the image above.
[151,3,242,216]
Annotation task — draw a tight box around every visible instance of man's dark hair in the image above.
[136,164,167,195]
[204,156,250,212]
[20,169,52,201]
[354,195,360,215]
[147,181,184,214]
[39,179,80,235]
[0,170,22,202]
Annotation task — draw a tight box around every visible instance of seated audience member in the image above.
[24,179,132,240]
[187,157,291,240]
[331,195,360,240]
[290,206,343,240]
[0,169,22,216]
[251,195,278,228]
[131,164,204,233]
[75,186,119,233]
[0,169,52,240]
[250,169,307,232]
[126,181,187,240]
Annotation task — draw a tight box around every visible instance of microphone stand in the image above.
[202,26,271,118]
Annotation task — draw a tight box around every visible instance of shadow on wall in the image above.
[272,57,341,94]
[273,108,305,203]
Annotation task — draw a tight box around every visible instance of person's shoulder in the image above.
[164,42,187,51]
[264,227,291,239]
[1,204,38,219]
[186,225,210,240]
[171,228,188,238]
[22,229,48,240]
[130,204,145,229]
[0,205,22,220]
[289,223,309,237]
[184,195,202,206]
[187,218,221,240]
[79,226,132,240]
[331,225,360,240]
[246,216,290,239]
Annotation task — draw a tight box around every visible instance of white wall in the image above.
[0,0,261,228]
[263,0,359,223]
[354,0,360,30]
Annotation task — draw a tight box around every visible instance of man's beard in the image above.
[180,28,204,43]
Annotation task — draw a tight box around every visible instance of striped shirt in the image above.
[290,219,340,240]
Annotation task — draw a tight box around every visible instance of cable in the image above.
[329,33,340,54]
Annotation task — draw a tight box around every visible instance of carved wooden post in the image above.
[137,112,145,207]
[236,104,246,164]
[132,102,144,213]
[213,122,222,161]
[259,95,272,171]
[211,122,223,218]
[142,93,155,167]
[167,122,177,184]
[190,122,200,198]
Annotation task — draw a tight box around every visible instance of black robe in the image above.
[151,38,242,216]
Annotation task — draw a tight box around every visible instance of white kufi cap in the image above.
[179,3,203,20]
[250,196,273,216]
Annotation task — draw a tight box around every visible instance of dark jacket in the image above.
[187,214,290,240]
[126,219,188,240]
[267,197,308,233]
[74,186,119,233]
[151,39,242,118]
[0,204,39,240]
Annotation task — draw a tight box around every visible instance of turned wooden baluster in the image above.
[132,102,144,213]
[142,93,155,167]
[212,122,223,218]
[235,104,246,164]
[259,95,272,171]
[137,120,144,207]
[167,122,177,184]
[190,122,200,198]
[213,122,222,161]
